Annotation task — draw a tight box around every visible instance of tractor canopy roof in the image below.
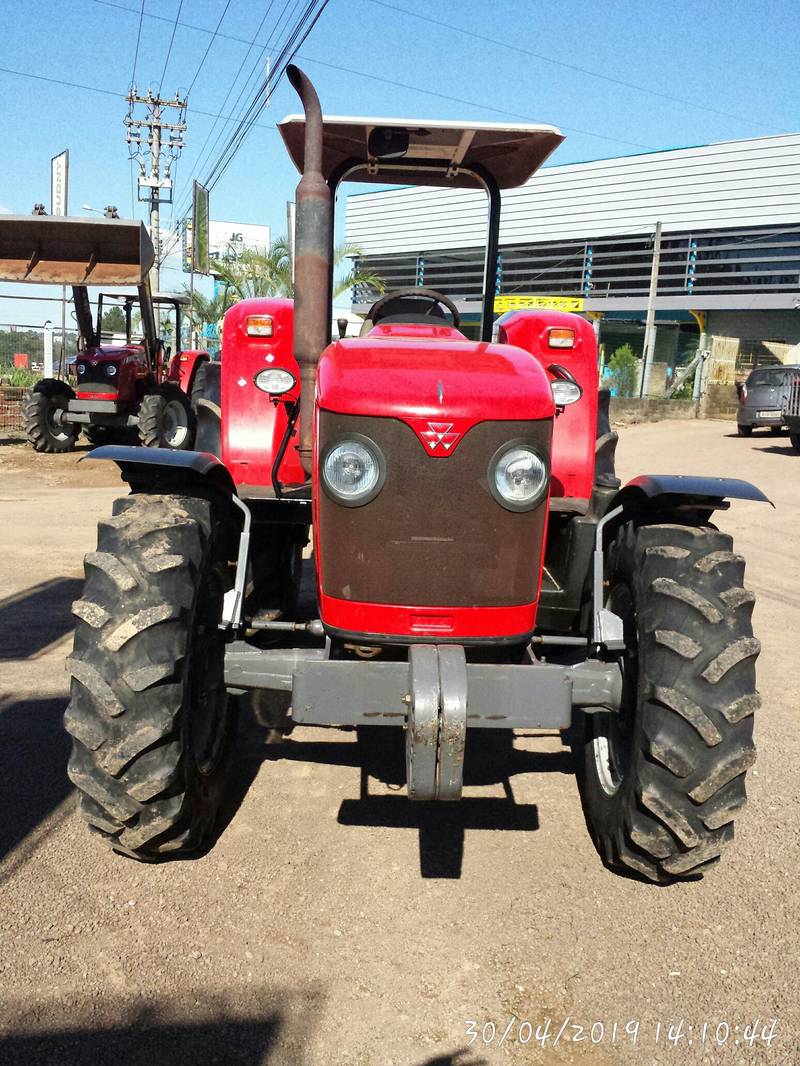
[100,290,190,306]
[0,215,154,286]
[278,114,564,190]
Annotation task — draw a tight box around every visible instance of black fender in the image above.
[83,445,237,497]
[608,474,772,525]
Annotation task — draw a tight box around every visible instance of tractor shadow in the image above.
[0,986,321,1066]
[0,577,83,661]
[264,727,572,879]
[0,696,72,864]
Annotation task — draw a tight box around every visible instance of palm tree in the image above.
[187,288,237,331]
[209,236,384,302]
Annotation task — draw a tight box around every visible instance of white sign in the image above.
[208,220,270,260]
[51,150,69,216]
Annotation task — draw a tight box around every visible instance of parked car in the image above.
[737,364,800,436]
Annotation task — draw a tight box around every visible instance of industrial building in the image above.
[345,132,800,409]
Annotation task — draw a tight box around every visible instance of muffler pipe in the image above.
[287,64,332,476]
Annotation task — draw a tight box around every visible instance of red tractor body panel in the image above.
[219,298,306,491]
[496,310,599,507]
[167,348,208,394]
[317,594,541,643]
[313,322,555,641]
[317,323,555,424]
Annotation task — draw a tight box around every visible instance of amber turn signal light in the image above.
[246,315,274,337]
[547,328,575,349]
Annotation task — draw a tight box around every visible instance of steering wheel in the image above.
[366,286,461,330]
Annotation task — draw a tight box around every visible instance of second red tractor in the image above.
[0,215,207,451]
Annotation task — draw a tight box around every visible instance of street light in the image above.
[82,204,120,218]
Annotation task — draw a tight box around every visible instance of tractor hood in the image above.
[316,323,555,428]
[79,344,145,360]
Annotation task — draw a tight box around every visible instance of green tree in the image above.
[209,236,384,302]
[185,287,237,337]
[607,344,639,398]
[101,305,126,334]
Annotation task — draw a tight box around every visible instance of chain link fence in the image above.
[0,321,78,434]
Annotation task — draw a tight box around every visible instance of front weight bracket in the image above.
[436,645,467,801]
[406,645,440,801]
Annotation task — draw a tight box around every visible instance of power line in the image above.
[170,0,284,216]
[0,64,277,130]
[186,0,233,96]
[296,53,656,151]
[159,0,184,91]
[365,0,790,137]
[203,0,327,192]
[0,63,122,98]
[91,0,261,49]
[129,0,144,87]
[161,0,330,264]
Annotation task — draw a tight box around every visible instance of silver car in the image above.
[737,365,800,436]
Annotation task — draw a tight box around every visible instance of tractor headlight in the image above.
[254,368,295,395]
[489,442,549,511]
[77,363,86,375]
[321,435,385,507]
[551,379,582,406]
[106,363,117,377]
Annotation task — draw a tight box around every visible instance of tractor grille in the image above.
[317,412,551,608]
[76,363,119,389]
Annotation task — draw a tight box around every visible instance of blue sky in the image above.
[1,0,798,322]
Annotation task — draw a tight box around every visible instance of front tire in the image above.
[22,379,78,452]
[65,494,237,859]
[139,384,195,449]
[790,431,800,451]
[578,522,759,882]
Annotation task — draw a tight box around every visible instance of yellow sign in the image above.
[494,294,585,313]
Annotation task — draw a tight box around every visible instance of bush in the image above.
[606,344,639,398]
[0,366,40,388]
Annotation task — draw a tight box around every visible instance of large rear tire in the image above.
[577,522,759,882]
[737,423,753,437]
[22,379,78,453]
[138,384,195,450]
[65,494,237,859]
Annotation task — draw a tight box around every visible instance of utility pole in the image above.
[125,88,187,297]
[640,220,662,398]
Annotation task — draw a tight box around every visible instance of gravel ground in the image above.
[0,421,797,1066]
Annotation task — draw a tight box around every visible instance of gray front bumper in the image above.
[224,641,620,731]
[225,641,621,802]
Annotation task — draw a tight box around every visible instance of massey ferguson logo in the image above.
[421,422,461,452]
[405,418,469,456]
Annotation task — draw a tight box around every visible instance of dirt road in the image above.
[0,422,797,1065]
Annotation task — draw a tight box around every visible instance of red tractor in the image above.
[65,68,767,882]
[0,215,207,451]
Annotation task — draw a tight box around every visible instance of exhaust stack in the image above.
[287,65,332,476]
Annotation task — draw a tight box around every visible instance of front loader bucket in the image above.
[0,215,154,285]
